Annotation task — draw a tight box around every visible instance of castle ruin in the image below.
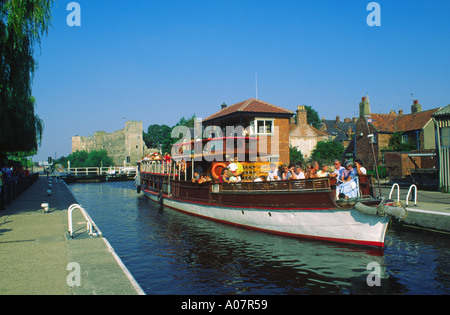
[72,121,151,166]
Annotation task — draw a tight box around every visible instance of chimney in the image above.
[411,100,422,114]
[359,96,371,117]
[398,109,404,115]
[296,105,307,125]
[221,102,227,110]
[389,109,396,115]
[344,117,351,123]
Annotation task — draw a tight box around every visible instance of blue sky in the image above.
[32,0,450,161]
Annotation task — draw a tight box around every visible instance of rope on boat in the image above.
[354,202,407,221]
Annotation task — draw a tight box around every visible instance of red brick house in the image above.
[355,96,441,171]
[202,98,294,163]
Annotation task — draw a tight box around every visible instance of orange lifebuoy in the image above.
[211,162,227,179]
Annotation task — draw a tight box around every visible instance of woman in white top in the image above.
[355,159,367,175]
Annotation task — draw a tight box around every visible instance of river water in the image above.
[68,181,450,295]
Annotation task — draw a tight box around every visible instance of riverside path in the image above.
[0,174,144,295]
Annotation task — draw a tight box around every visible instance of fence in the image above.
[0,173,39,210]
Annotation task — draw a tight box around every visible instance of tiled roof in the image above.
[203,98,294,122]
[432,104,450,117]
[367,108,441,133]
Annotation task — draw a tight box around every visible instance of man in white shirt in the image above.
[266,163,280,181]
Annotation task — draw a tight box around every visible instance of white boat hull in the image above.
[141,188,390,247]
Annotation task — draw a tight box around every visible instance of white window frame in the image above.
[250,118,275,136]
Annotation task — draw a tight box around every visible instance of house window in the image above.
[402,134,408,144]
[250,118,274,135]
[441,127,450,148]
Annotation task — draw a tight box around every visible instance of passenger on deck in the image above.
[355,159,367,175]
[330,160,344,180]
[233,156,244,177]
[305,162,319,179]
[339,161,358,198]
[228,170,239,183]
[281,165,289,180]
[192,171,200,183]
[267,162,280,181]
[286,164,297,180]
[295,165,305,179]
[317,164,329,178]
[218,168,228,183]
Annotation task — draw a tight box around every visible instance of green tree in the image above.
[289,145,305,165]
[294,105,321,129]
[0,0,53,159]
[310,140,344,165]
[388,132,417,152]
[143,124,173,153]
[144,114,197,154]
[55,150,114,168]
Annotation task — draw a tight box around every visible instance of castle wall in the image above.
[71,121,149,166]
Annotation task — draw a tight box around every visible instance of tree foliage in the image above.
[388,132,417,152]
[55,150,114,168]
[294,105,321,129]
[289,145,305,166]
[309,139,344,165]
[0,0,54,157]
[144,114,197,154]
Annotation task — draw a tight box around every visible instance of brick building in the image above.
[202,98,294,164]
[354,96,441,171]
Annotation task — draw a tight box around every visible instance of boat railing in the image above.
[216,177,331,193]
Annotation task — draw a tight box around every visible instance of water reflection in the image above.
[68,182,450,295]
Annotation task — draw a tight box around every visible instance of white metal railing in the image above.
[66,166,137,176]
[389,183,400,202]
[389,183,417,206]
[406,184,417,206]
[68,204,103,238]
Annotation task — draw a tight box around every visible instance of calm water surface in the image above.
[68,181,450,295]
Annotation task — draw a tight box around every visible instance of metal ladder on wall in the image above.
[68,204,103,238]
[389,183,418,206]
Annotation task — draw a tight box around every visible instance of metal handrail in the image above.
[389,183,400,202]
[68,204,103,238]
[406,184,417,206]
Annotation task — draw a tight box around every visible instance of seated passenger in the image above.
[317,164,329,178]
[286,164,297,180]
[218,168,228,183]
[339,161,358,198]
[192,171,200,183]
[267,162,280,181]
[281,165,289,180]
[305,162,319,179]
[228,170,238,183]
[295,165,305,179]
[355,159,367,175]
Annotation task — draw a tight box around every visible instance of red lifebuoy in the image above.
[211,162,227,179]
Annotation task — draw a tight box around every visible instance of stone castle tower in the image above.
[72,121,150,166]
